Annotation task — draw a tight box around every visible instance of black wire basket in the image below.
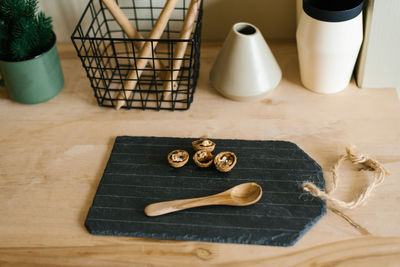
[71,0,202,110]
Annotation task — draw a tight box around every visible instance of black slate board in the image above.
[85,136,326,247]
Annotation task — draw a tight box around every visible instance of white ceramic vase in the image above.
[296,0,364,94]
[210,22,282,101]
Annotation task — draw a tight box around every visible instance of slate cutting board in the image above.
[85,136,326,246]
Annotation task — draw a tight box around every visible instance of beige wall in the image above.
[202,0,296,40]
[39,0,296,42]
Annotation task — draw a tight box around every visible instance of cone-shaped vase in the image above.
[210,22,282,101]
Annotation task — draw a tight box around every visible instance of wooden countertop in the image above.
[0,41,399,266]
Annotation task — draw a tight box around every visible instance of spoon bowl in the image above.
[144,182,263,217]
[229,182,263,205]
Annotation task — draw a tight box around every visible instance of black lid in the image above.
[303,0,364,22]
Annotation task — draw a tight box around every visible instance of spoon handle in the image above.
[144,194,225,217]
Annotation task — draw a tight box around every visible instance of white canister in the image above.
[296,0,364,94]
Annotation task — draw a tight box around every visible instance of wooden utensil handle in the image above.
[101,0,166,78]
[102,0,140,41]
[163,0,201,104]
[115,0,179,110]
[144,194,225,217]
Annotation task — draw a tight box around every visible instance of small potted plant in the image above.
[0,0,64,104]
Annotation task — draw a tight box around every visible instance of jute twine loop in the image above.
[302,146,390,209]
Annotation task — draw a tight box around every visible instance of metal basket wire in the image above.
[71,0,202,110]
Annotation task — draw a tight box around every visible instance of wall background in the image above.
[38,0,297,42]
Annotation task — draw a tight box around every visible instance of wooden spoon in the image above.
[144,182,262,217]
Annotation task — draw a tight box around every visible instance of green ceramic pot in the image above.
[0,36,64,104]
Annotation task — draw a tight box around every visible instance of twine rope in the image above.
[302,147,389,209]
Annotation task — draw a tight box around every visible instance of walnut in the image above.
[193,150,214,168]
[167,150,189,168]
[192,139,215,152]
[214,152,237,172]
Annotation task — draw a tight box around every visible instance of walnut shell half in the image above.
[214,152,237,172]
[193,150,215,168]
[192,139,216,152]
[168,150,189,168]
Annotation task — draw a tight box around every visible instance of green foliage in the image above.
[0,0,53,61]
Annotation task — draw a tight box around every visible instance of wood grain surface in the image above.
[0,41,399,266]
